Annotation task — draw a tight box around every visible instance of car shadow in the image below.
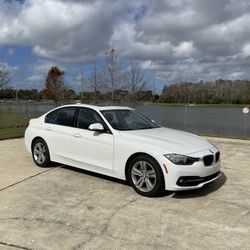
[60,165,226,199]
[61,165,129,186]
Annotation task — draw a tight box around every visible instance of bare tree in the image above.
[0,64,10,89]
[79,71,86,100]
[121,64,148,105]
[105,48,120,103]
[91,65,98,95]
[88,64,104,103]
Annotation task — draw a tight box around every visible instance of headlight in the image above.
[164,154,200,165]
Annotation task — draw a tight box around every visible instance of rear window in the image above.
[45,107,76,127]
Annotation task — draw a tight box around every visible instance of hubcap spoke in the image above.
[37,143,42,152]
[137,178,144,189]
[41,147,46,154]
[37,154,42,163]
[147,169,156,178]
[145,178,153,190]
[34,154,38,161]
[132,168,142,176]
[34,149,40,155]
[140,161,146,172]
[40,154,45,162]
[135,177,143,186]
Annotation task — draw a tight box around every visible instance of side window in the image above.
[77,108,104,130]
[45,107,76,127]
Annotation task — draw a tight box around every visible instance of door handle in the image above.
[73,133,81,138]
[45,127,52,131]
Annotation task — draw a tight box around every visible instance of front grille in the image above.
[176,171,220,186]
[203,155,213,166]
[215,151,220,162]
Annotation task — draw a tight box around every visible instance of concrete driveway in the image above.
[0,137,249,250]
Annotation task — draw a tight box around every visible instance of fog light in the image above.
[179,178,185,183]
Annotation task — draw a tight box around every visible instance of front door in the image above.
[72,108,114,170]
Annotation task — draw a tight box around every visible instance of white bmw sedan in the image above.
[25,104,221,197]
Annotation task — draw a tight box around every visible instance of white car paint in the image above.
[25,104,221,191]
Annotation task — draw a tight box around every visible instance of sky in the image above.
[1,0,250,93]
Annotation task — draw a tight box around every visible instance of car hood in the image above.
[119,127,213,155]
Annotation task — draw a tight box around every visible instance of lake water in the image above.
[136,104,250,139]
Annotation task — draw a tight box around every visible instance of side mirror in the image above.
[88,123,104,132]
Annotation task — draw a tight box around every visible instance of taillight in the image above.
[25,123,29,129]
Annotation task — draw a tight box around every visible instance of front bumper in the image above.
[176,171,221,187]
[156,147,221,191]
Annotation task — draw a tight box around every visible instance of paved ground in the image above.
[0,137,249,250]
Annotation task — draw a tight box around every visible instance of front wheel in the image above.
[128,155,165,197]
[32,139,51,167]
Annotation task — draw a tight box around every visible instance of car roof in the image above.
[58,104,133,111]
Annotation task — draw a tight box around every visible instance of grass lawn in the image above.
[0,127,25,140]
[0,112,33,140]
[0,112,29,128]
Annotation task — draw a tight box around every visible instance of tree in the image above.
[18,89,42,100]
[105,48,121,103]
[0,64,10,89]
[160,79,250,104]
[121,64,148,105]
[88,64,107,103]
[64,89,76,101]
[44,66,65,104]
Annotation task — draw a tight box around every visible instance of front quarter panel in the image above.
[113,132,166,179]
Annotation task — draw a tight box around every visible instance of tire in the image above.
[127,155,165,197]
[32,139,52,168]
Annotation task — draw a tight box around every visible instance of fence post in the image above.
[0,102,1,128]
[244,114,247,137]
[242,107,249,138]
[26,102,28,116]
[184,105,188,130]
[16,101,18,116]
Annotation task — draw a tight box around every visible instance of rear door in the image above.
[44,107,77,161]
[71,107,114,170]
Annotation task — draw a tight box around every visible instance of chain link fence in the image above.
[0,101,54,129]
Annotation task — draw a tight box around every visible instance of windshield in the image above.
[101,109,159,131]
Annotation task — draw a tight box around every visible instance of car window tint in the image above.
[102,111,120,129]
[123,111,143,126]
[45,107,76,127]
[77,108,104,130]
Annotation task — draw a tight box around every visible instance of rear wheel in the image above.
[128,155,165,197]
[32,139,51,167]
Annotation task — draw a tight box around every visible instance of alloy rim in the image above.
[131,161,156,192]
[33,142,46,164]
